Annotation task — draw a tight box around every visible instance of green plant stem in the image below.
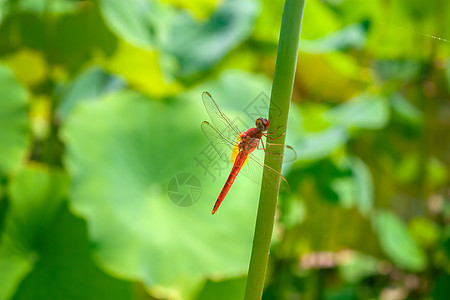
[244,0,305,299]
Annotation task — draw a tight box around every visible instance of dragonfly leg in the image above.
[268,125,283,135]
[259,140,284,156]
[263,132,285,140]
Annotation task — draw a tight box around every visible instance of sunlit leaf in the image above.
[160,0,219,20]
[253,0,284,43]
[427,157,449,189]
[102,42,182,97]
[408,217,439,248]
[3,49,47,86]
[374,210,427,272]
[300,0,340,39]
[0,64,29,175]
[0,165,69,300]
[29,95,51,140]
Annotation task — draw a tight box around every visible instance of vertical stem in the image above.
[244,0,305,299]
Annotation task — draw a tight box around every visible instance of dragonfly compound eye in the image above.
[255,118,270,132]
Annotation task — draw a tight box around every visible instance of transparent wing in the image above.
[284,145,297,162]
[241,140,291,185]
[202,91,242,143]
[201,121,237,164]
[265,143,297,163]
[239,150,265,185]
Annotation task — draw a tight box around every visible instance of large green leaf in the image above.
[0,64,29,175]
[61,70,270,299]
[374,210,427,272]
[0,165,69,300]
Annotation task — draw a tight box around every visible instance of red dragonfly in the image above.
[201,91,296,214]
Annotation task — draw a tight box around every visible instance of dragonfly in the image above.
[201,91,296,214]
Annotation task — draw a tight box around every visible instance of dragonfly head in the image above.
[255,118,270,132]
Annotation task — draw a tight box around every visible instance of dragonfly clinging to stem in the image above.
[201,91,296,214]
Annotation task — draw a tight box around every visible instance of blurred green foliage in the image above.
[0,0,449,299]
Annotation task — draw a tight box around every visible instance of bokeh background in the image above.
[0,0,449,299]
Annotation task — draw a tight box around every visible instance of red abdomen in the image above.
[212,152,248,214]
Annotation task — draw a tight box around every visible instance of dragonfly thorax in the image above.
[239,127,263,153]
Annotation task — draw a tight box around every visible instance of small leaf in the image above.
[409,217,439,248]
[374,210,427,272]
